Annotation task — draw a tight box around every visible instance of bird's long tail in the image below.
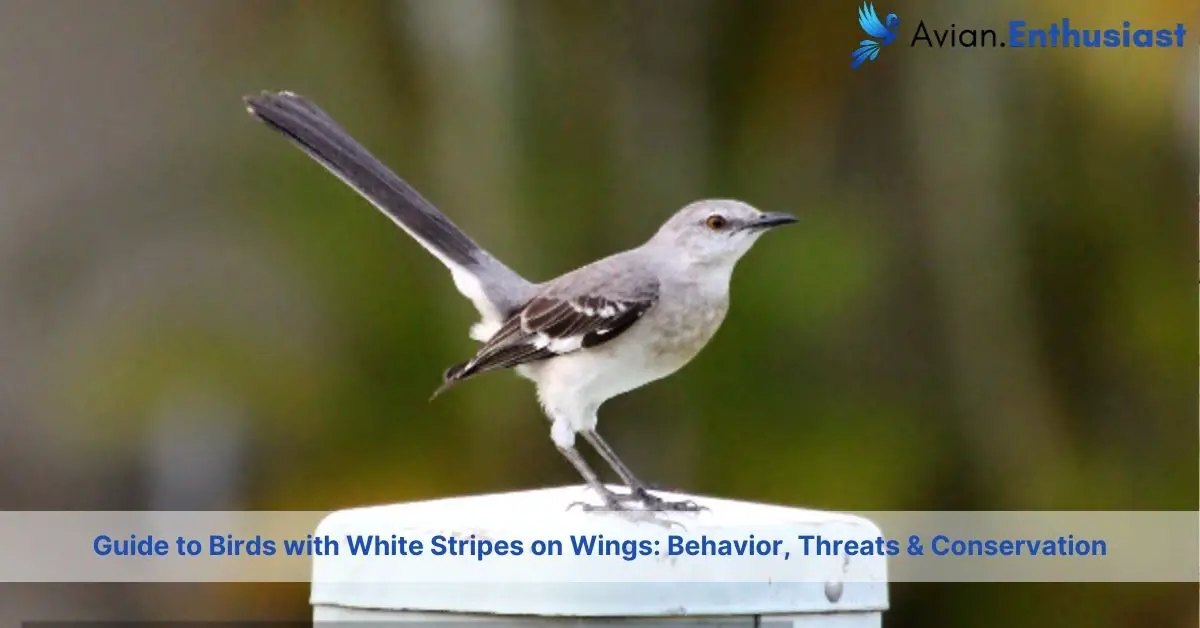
[244,91,532,321]
[851,40,882,68]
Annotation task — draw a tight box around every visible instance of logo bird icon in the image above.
[851,2,900,69]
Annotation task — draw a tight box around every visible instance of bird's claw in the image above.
[568,486,707,514]
[566,498,628,513]
[648,498,707,512]
[632,487,708,513]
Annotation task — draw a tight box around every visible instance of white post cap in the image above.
[311,485,888,620]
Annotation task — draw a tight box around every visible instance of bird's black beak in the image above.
[746,212,798,230]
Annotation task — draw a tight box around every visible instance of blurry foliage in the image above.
[3,0,1195,626]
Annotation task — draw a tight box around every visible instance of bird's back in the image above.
[537,247,661,301]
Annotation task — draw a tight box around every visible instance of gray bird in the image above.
[244,91,797,511]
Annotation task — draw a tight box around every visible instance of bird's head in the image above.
[886,13,900,29]
[649,199,797,269]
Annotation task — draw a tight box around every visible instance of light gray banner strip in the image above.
[861,511,1197,583]
[0,510,1193,583]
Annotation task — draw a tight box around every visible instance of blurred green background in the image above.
[0,0,1194,626]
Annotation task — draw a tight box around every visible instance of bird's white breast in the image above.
[524,279,730,420]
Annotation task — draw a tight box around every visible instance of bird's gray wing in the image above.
[434,260,659,395]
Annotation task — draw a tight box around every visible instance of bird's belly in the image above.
[581,300,727,398]
[528,299,728,417]
[532,345,665,407]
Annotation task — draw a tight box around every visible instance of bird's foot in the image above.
[566,488,632,512]
[566,499,629,513]
[631,487,708,513]
[567,486,706,515]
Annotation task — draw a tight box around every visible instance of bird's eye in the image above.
[705,215,728,230]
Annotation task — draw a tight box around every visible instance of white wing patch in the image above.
[569,299,625,318]
[547,335,584,353]
[505,296,637,354]
[529,331,583,354]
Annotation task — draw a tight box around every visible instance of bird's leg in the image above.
[556,445,629,512]
[581,430,706,513]
[581,430,649,496]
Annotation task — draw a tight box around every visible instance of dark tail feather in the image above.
[243,90,483,269]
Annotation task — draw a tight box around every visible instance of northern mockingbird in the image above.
[244,91,797,512]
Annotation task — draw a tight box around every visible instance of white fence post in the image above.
[311,485,889,627]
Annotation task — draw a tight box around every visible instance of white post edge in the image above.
[311,485,889,627]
